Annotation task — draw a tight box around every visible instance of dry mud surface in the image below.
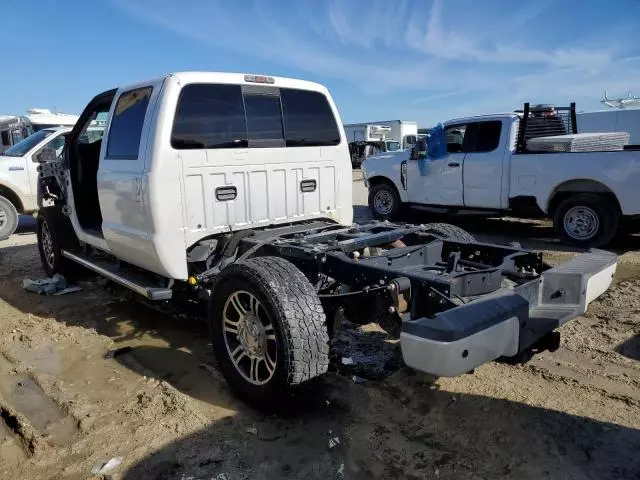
[0,211,639,479]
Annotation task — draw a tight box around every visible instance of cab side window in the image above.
[106,87,153,159]
[445,121,502,154]
[468,121,502,153]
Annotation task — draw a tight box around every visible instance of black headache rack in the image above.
[515,102,578,153]
[196,221,597,356]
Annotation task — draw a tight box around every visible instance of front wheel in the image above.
[0,196,18,241]
[553,194,618,248]
[368,182,401,220]
[209,256,329,409]
[37,207,80,278]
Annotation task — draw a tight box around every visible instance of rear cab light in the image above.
[244,74,275,84]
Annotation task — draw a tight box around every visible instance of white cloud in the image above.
[109,0,446,92]
[109,0,639,124]
[405,0,613,70]
[327,0,411,49]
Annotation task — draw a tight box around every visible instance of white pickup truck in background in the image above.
[0,127,70,240]
[362,104,640,247]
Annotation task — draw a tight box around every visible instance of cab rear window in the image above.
[171,84,340,149]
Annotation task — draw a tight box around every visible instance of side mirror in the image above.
[35,147,57,163]
[410,139,428,160]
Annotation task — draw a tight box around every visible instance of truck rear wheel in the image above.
[0,196,18,241]
[208,256,329,408]
[37,207,80,278]
[553,194,618,248]
[369,182,401,220]
[422,222,476,242]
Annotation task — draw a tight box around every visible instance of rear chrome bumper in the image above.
[400,249,617,377]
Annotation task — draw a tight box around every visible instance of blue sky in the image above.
[2,0,639,126]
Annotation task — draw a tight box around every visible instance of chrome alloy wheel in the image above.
[40,219,56,269]
[222,290,277,385]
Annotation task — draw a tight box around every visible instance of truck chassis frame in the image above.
[38,206,616,405]
[186,220,616,376]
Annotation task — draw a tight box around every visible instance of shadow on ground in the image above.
[616,334,640,361]
[121,371,640,480]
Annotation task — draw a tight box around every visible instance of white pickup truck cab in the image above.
[363,112,640,247]
[0,127,70,240]
[36,73,617,407]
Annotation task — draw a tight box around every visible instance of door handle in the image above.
[300,179,317,192]
[448,162,460,167]
[215,185,237,201]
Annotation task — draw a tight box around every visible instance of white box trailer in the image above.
[577,109,640,144]
[344,120,418,150]
[344,123,392,143]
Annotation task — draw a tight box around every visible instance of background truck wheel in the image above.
[553,194,618,248]
[37,207,80,278]
[422,222,477,242]
[209,256,329,409]
[369,182,401,220]
[0,196,19,241]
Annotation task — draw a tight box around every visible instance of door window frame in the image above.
[105,86,154,160]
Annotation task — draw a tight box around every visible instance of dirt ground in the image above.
[0,188,639,479]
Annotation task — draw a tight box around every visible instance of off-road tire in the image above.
[422,222,476,242]
[0,196,19,241]
[553,194,618,248]
[209,256,329,409]
[369,182,401,220]
[37,207,80,278]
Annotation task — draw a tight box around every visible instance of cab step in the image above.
[61,250,173,300]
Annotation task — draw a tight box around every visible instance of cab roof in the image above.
[444,113,519,126]
[121,71,330,94]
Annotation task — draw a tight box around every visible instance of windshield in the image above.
[1,130,54,157]
[386,141,401,151]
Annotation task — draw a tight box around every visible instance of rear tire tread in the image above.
[209,256,328,407]
[422,222,476,242]
[251,256,329,383]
